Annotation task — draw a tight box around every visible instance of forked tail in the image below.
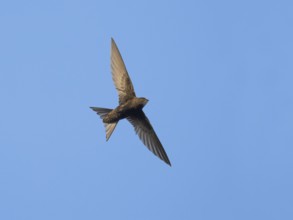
[90,107,118,141]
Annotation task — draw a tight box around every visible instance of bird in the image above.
[90,38,171,166]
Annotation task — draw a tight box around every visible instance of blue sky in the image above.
[1,0,293,219]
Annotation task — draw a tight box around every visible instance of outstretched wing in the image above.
[111,38,136,104]
[127,110,171,166]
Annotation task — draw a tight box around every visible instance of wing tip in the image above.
[111,37,116,47]
[164,158,172,167]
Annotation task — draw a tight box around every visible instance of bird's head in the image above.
[138,97,149,108]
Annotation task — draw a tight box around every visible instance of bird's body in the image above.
[90,38,171,166]
[102,97,148,124]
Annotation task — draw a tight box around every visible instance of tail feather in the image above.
[90,107,118,141]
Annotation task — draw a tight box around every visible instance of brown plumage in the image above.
[90,38,171,166]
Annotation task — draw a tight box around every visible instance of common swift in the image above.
[90,38,171,166]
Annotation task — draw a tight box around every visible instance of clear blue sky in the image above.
[1,1,292,219]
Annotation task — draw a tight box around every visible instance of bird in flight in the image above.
[90,38,171,166]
